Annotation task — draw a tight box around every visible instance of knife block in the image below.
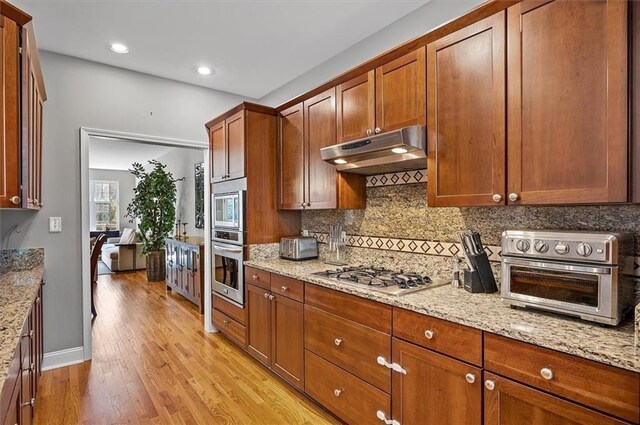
[464,252,498,294]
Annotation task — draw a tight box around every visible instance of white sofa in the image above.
[101,236,147,272]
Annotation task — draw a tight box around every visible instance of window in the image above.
[90,180,119,231]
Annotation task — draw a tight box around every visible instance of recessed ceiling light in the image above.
[391,147,408,154]
[108,43,129,54]
[334,159,347,165]
[195,66,213,76]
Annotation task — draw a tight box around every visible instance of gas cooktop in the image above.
[312,266,447,296]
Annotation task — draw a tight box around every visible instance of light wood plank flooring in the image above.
[34,271,338,424]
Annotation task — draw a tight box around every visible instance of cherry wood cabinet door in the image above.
[278,103,305,210]
[304,87,337,209]
[484,373,628,425]
[246,284,272,367]
[375,48,426,133]
[392,338,482,425]
[271,294,304,390]
[225,110,245,181]
[427,12,506,207]
[0,16,21,209]
[209,121,226,183]
[336,70,375,143]
[507,0,628,205]
[3,384,19,425]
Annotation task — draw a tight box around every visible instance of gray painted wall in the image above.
[0,51,248,353]
[259,0,484,107]
[153,148,206,238]
[88,168,137,232]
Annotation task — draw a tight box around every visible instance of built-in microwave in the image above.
[213,191,244,230]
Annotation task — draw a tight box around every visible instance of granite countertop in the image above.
[245,258,639,373]
[0,249,44,392]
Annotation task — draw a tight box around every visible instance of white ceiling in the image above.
[89,137,177,170]
[13,0,430,99]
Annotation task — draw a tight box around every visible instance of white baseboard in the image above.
[41,346,85,371]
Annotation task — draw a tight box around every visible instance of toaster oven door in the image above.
[501,257,616,320]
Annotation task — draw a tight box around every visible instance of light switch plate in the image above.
[49,217,62,233]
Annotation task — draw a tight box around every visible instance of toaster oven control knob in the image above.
[534,240,549,253]
[515,239,530,252]
[554,242,570,255]
[576,243,593,257]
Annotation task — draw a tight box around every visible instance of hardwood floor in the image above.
[34,271,338,424]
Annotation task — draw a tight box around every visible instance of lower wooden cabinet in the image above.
[246,281,304,390]
[213,294,246,347]
[483,372,628,425]
[391,337,482,425]
[165,238,205,314]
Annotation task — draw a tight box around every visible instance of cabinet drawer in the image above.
[213,309,246,347]
[213,294,246,325]
[305,305,391,392]
[484,333,640,424]
[271,274,304,302]
[305,350,391,425]
[392,308,482,366]
[305,284,391,333]
[245,266,270,290]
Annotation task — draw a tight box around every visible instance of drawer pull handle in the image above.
[465,373,476,384]
[485,380,496,391]
[253,275,259,280]
[377,410,400,425]
[334,338,343,346]
[376,356,407,375]
[281,286,288,291]
[424,329,435,339]
[333,388,343,397]
[540,367,554,380]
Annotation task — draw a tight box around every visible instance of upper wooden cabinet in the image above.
[427,12,506,207]
[336,49,426,143]
[208,109,245,183]
[0,3,46,210]
[278,89,365,210]
[507,0,628,205]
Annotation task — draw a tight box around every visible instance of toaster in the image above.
[280,237,318,261]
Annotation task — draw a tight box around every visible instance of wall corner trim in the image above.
[41,346,85,371]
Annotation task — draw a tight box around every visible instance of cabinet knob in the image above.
[281,286,288,291]
[540,367,554,380]
[10,196,21,205]
[30,362,35,372]
[222,320,229,325]
[252,275,259,280]
[465,373,476,384]
[21,398,35,407]
[268,294,275,300]
[36,297,41,304]
[424,329,435,340]
[304,202,311,207]
[333,388,343,397]
[374,127,381,134]
[263,293,269,298]
[334,338,344,346]
[376,410,399,425]
[508,192,520,202]
[366,129,372,136]
[492,194,502,203]
[484,380,496,391]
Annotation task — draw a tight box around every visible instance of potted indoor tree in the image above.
[126,160,178,282]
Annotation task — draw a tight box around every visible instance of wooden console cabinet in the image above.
[165,238,205,314]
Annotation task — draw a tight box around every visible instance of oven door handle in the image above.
[213,244,243,254]
[503,257,611,274]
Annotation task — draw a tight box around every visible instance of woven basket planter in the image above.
[146,250,166,282]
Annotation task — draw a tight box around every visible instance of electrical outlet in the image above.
[49,217,62,233]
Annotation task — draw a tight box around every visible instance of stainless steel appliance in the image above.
[501,230,634,325]
[312,266,447,296]
[279,237,318,260]
[320,125,426,175]
[212,179,246,307]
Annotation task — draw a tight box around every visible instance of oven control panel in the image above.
[500,230,630,265]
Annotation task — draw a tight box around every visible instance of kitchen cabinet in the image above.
[0,283,44,425]
[0,3,45,210]
[278,91,365,210]
[483,372,628,425]
[427,12,506,207]
[336,49,425,144]
[212,294,246,347]
[165,238,205,314]
[391,338,482,425]
[208,110,244,183]
[246,276,304,390]
[506,0,628,205]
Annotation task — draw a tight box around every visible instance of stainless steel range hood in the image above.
[320,125,426,175]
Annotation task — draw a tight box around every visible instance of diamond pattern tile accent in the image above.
[366,168,428,187]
